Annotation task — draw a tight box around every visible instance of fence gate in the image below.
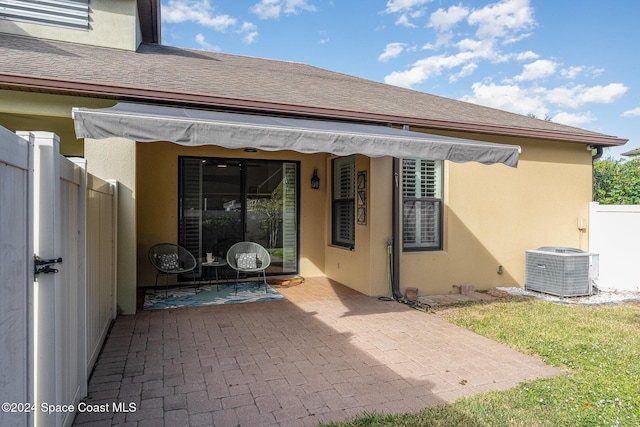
[29,132,85,427]
[0,128,34,426]
[1,129,115,427]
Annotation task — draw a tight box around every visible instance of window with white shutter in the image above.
[331,156,355,248]
[402,159,443,251]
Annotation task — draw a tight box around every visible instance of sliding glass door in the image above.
[179,157,299,277]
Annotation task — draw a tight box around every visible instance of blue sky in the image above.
[160,0,639,158]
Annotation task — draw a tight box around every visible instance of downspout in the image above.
[592,145,604,160]
[391,157,402,299]
[389,124,413,299]
[591,145,603,200]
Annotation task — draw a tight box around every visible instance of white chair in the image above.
[226,242,271,293]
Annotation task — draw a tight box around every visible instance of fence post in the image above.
[107,179,119,319]
[71,157,88,398]
[26,131,61,427]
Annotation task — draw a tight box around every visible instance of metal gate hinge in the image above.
[34,255,62,275]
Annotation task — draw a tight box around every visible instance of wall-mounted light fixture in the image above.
[217,159,228,168]
[311,169,320,189]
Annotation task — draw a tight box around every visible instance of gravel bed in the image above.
[496,286,640,306]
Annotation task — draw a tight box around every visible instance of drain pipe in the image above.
[592,145,604,160]
[591,145,603,200]
[391,156,403,300]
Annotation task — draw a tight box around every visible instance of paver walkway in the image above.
[73,278,561,426]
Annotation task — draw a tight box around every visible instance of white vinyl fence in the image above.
[0,126,33,427]
[1,129,116,427]
[85,173,117,374]
[589,202,640,291]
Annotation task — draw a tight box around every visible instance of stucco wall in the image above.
[0,0,141,51]
[399,136,593,296]
[324,155,373,295]
[84,137,137,315]
[0,90,114,156]
[322,156,395,297]
[136,142,328,287]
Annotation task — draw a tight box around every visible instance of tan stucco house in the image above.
[0,0,628,315]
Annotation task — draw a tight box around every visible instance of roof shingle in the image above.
[0,33,626,146]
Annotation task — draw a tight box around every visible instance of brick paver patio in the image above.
[73,278,561,426]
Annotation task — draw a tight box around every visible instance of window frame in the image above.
[331,156,356,249]
[402,159,444,252]
[177,156,301,277]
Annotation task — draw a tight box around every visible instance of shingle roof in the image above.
[0,32,627,146]
[621,148,640,157]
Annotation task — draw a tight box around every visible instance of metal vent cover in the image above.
[0,0,89,30]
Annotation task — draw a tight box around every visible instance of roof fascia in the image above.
[0,72,628,147]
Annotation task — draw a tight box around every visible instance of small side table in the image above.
[201,259,228,290]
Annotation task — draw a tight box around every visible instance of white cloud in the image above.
[622,107,640,117]
[380,0,628,133]
[547,83,628,108]
[251,0,280,19]
[552,111,596,127]
[395,14,417,27]
[251,0,316,20]
[385,51,480,87]
[378,42,407,62]
[461,81,628,124]
[239,22,258,44]
[514,59,558,81]
[461,82,548,116]
[515,50,539,61]
[194,33,220,51]
[318,31,330,44]
[428,5,469,32]
[467,0,535,42]
[384,0,431,14]
[560,66,583,79]
[456,38,500,60]
[384,0,539,86]
[384,35,514,87]
[163,1,260,44]
[163,0,236,31]
[449,62,478,82]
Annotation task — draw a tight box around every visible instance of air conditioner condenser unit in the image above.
[525,247,599,297]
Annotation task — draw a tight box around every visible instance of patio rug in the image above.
[143,282,286,310]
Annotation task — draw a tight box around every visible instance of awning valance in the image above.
[72,102,519,167]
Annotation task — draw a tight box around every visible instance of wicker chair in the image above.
[148,243,197,297]
[226,242,271,293]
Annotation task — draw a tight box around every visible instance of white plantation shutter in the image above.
[179,158,203,262]
[403,159,443,250]
[332,156,355,248]
[282,162,297,271]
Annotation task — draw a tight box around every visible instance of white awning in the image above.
[72,102,520,167]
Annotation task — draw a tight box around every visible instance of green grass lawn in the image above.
[320,295,640,427]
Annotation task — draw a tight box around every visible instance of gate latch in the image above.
[34,255,62,275]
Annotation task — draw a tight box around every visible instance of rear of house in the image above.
[0,0,627,316]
